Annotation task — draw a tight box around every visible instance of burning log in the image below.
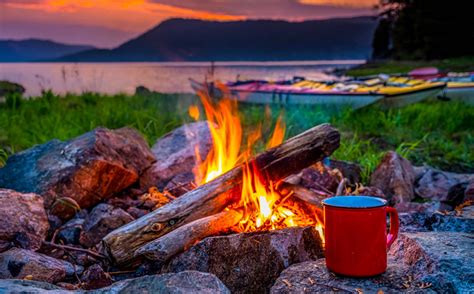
[135,209,242,264]
[102,123,340,265]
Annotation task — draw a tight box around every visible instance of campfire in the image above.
[102,88,340,266]
[190,88,324,235]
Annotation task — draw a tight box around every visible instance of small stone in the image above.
[164,172,196,197]
[81,264,113,290]
[0,189,49,253]
[95,271,230,294]
[399,210,474,233]
[299,163,340,194]
[0,248,82,283]
[370,151,416,206]
[57,218,84,245]
[79,204,134,248]
[165,226,324,293]
[127,207,148,219]
[414,167,474,201]
[140,121,212,189]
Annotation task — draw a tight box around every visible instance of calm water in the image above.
[0,60,364,97]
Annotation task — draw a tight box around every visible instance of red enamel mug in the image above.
[322,196,399,277]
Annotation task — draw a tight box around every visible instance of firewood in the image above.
[278,182,327,209]
[135,209,242,263]
[102,123,339,265]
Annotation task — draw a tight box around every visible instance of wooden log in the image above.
[135,209,242,263]
[102,123,339,265]
[278,182,327,209]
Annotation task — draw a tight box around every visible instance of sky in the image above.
[0,0,378,48]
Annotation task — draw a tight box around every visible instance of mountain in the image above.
[59,17,377,62]
[0,39,95,62]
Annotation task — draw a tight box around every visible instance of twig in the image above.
[336,178,348,196]
[43,241,106,259]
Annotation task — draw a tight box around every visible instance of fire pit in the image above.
[0,91,473,293]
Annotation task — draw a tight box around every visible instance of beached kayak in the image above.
[190,78,445,109]
[409,68,474,105]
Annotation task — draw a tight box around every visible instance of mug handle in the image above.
[386,207,399,250]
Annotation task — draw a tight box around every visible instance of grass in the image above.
[345,56,474,77]
[1,92,473,183]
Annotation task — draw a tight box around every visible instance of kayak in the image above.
[435,73,474,105]
[190,78,446,109]
[190,79,384,110]
[408,68,474,105]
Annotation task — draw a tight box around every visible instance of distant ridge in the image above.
[0,39,95,62]
[58,17,377,62]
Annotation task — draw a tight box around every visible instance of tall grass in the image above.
[1,92,473,182]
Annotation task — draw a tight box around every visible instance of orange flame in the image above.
[190,89,324,240]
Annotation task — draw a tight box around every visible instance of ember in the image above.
[190,90,324,238]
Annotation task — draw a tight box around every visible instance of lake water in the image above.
[0,60,364,97]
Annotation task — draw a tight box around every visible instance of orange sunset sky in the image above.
[0,0,378,48]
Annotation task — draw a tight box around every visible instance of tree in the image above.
[373,0,474,60]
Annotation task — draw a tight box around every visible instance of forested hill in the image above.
[58,17,377,62]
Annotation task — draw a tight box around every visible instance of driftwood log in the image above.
[136,209,242,263]
[102,123,340,265]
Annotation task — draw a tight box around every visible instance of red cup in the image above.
[322,196,399,277]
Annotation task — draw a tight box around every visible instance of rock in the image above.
[0,127,155,219]
[81,264,113,290]
[57,218,84,245]
[140,121,212,190]
[370,151,415,206]
[126,207,148,219]
[0,189,49,252]
[271,259,413,293]
[135,85,152,95]
[165,226,324,294]
[399,209,474,233]
[95,271,230,294]
[163,172,196,197]
[465,181,474,201]
[272,232,473,293]
[329,159,362,185]
[79,204,134,248]
[0,248,82,283]
[299,164,340,194]
[389,232,473,293]
[414,167,474,201]
[0,80,25,97]
[0,279,69,294]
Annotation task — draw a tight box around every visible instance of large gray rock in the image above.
[94,271,230,294]
[165,226,324,293]
[272,232,473,293]
[79,204,134,248]
[0,280,70,294]
[140,121,212,190]
[370,151,415,207]
[0,128,155,219]
[0,248,82,283]
[0,189,49,252]
[415,167,474,201]
[271,259,416,293]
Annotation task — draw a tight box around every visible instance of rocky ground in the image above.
[0,122,473,293]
